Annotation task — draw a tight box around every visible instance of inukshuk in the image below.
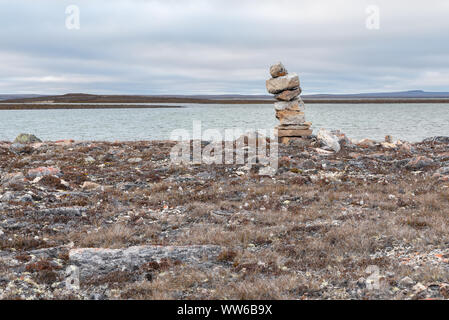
[266,62,312,144]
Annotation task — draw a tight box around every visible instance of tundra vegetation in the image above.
[0,134,448,300]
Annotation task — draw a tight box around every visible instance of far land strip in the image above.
[0,104,183,110]
[1,93,449,110]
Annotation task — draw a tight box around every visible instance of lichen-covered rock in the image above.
[14,134,42,144]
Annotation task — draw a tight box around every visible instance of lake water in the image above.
[0,103,448,142]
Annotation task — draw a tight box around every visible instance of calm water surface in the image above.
[0,103,448,142]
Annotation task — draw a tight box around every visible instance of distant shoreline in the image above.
[304,98,449,104]
[1,93,449,109]
[0,104,184,110]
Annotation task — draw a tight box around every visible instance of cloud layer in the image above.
[1,0,449,94]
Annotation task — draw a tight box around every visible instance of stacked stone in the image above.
[266,62,312,144]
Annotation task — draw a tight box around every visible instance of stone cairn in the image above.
[266,62,312,144]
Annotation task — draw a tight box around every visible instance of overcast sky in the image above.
[1,0,449,95]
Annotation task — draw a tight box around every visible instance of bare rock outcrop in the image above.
[69,245,223,280]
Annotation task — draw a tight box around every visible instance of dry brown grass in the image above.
[73,224,137,248]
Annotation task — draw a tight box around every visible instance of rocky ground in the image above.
[0,134,448,300]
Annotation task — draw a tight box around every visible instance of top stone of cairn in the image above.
[270,62,288,78]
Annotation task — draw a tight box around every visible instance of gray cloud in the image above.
[0,0,448,94]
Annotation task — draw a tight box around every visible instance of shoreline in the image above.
[1,135,446,145]
[0,136,444,145]
[0,104,184,110]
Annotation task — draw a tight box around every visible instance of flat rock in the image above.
[274,98,305,111]
[54,139,74,146]
[27,167,61,178]
[381,142,397,149]
[9,143,33,154]
[278,123,312,130]
[275,88,301,101]
[81,181,101,190]
[127,157,143,164]
[314,148,334,155]
[275,128,313,137]
[269,62,288,78]
[406,156,434,170]
[31,207,86,217]
[69,245,223,280]
[276,110,305,125]
[266,73,300,94]
[279,137,309,145]
[356,138,376,148]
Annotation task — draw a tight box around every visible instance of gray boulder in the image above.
[317,129,341,153]
[422,136,449,144]
[13,133,42,144]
